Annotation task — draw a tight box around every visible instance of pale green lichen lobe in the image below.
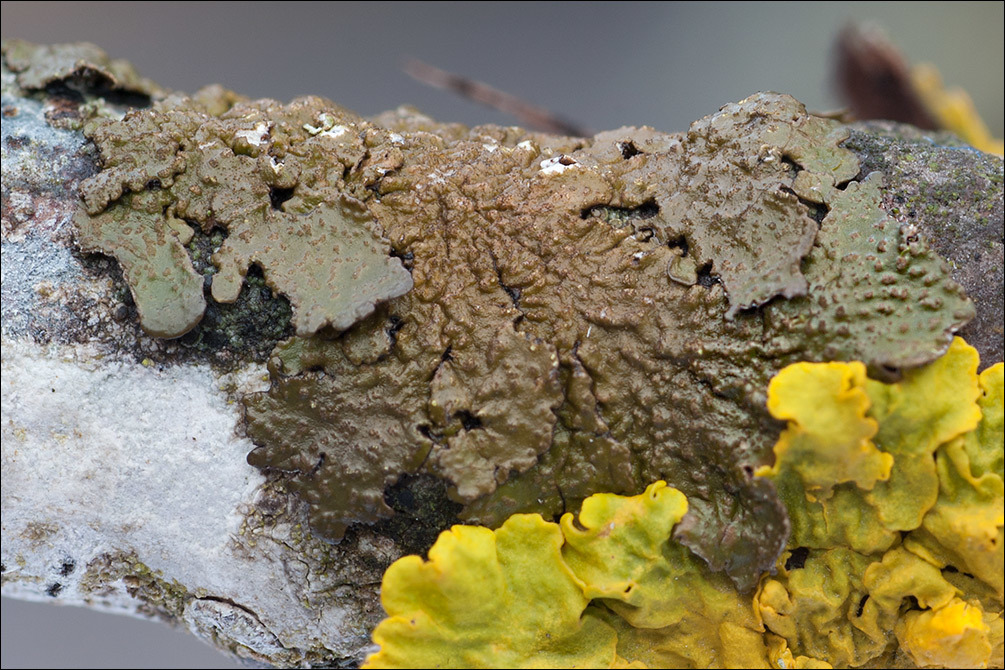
[2,39,163,98]
[74,94,412,338]
[636,93,860,316]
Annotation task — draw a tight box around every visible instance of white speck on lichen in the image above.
[539,155,578,175]
[235,121,270,147]
[303,113,348,139]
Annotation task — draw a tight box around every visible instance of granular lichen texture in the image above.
[67,80,981,590]
[365,340,1003,669]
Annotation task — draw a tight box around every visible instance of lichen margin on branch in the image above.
[7,37,979,591]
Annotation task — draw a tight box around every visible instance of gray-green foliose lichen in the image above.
[63,53,977,590]
[72,94,413,338]
[2,39,163,103]
[843,120,1004,366]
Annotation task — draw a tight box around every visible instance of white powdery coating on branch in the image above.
[0,340,316,654]
[1,340,263,562]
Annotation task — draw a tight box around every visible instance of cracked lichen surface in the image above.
[66,79,977,589]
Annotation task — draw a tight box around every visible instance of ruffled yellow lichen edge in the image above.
[363,337,1003,669]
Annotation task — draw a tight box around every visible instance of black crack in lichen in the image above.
[72,93,412,338]
[626,94,861,317]
[241,94,974,590]
[428,321,564,502]
[58,558,76,577]
[177,228,294,361]
[375,473,463,558]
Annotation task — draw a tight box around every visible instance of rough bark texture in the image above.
[2,41,1002,667]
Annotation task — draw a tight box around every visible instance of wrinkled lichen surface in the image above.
[4,36,997,600]
[57,53,982,590]
[247,92,970,589]
[845,121,1004,365]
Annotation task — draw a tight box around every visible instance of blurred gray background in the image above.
[2,1,1002,667]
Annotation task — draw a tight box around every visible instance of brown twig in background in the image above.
[834,22,937,129]
[404,58,593,137]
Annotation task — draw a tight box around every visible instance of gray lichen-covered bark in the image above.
[2,41,1002,667]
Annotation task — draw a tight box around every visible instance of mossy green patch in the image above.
[80,551,190,622]
[765,174,975,372]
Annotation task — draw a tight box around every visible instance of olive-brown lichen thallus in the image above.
[72,89,974,591]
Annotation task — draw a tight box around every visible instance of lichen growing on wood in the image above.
[64,73,979,589]
[756,338,1003,669]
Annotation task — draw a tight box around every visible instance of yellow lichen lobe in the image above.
[757,361,891,498]
[897,599,993,668]
[756,338,1002,669]
[366,514,618,669]
[365,482,771,669]
[366,339,1002,669]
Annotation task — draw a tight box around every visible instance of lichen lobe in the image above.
[73,94,412,338]
[65,76,978,592]
[2,39,163,100]
[640,93,860,316]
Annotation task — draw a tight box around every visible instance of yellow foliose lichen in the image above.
[365,514,619,669]
[756,337,985,554]
[756,337,1003,669]
[911,63,1005,157]
[560,482,768,668]
[905,362,1004,600]
[365,482,771,669]
[366,339,1003,669]
[896,598,993,668]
